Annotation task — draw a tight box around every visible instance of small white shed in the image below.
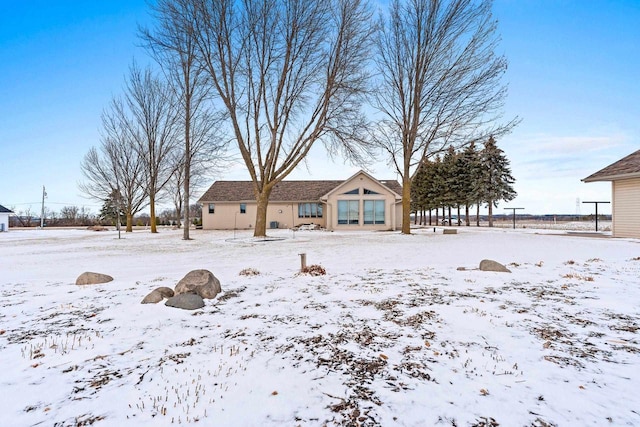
[0,204,12,232]
[583,149,640,238]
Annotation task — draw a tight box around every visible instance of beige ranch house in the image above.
[583,148,640,238]
[198,170,403,231]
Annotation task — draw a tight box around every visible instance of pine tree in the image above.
[458,142,483,226]
[99,190,125,227]
[478,136,517,227]
[441,146,459,225]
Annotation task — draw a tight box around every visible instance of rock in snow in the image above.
[479,259,511,273]
[141,286,175,304]
[175,269,221,299]
[165,293,205,310]
[75,272,114,285]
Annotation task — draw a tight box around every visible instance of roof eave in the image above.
[583,172,640,183]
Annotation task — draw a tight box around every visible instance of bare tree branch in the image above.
[374,0,519,234]
[190,0,375,236]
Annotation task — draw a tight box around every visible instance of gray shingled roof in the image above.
[199,178,402,203]
[0,204,13,213]
[583,149,640,182]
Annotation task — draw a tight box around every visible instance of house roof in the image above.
[199,173,403,203]
[0,204,13,213]
[583,149,640,182]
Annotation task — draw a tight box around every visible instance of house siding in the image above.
[202,201,328,230]
[0,213,9,232]
[612,178,640,238]
[323,173,401,231]
[199,171,402,231]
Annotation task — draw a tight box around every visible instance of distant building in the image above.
[198,170,403,231]
[583,149,640,238]
[0,204,12,232]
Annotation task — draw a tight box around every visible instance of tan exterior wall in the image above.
[201,201,327,230]
[200,172,401,231]
[324,173,401,231]
[612,178,640,238]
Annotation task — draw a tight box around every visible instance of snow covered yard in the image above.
[1,227,639,426]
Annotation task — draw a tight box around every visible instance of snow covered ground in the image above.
[1,226,639,426]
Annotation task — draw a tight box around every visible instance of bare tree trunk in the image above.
[254,188,273,237]
[150,189,157,233]
[465,204,470,226]
[476,203,480,227]
[429,209,432,226]
[126,212,133,232]
[401,175,412,234]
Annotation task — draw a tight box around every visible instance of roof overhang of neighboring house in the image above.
[0,204,14,214]
[582,149,640,182]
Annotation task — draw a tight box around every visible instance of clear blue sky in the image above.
[1,0,639,216]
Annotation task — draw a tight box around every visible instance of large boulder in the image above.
[175,270,221,299]
[75,272,114,285]
[165,293,205,310]
[141,287,175,304]
[479,259,511,273]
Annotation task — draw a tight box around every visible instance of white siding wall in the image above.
[612,178,640,238]
[0,213,9,232]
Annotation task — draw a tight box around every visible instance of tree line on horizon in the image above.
[7,203,202,228]
[79,0,519,238]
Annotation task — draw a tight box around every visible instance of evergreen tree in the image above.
[441,146,459,225]
[458,142,483,226]
[99,190,125,227]
[478,136,517,227]
[411,162,429,225]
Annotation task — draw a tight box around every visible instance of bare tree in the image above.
[375,0,518,234]
[60,206,79,225]
[120,64,180,233]
[141,0,226,239]
[79,97,149,232]
[188,0,375,237]
[167,147,211,229]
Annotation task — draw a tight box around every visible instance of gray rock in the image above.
[165,293,205,310]
[479,259,511,273]
[75,272,114,285]
[175,269,221,299]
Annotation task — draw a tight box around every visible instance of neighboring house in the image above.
[198,170,403,231]
[0,204,12,232]
[583,149,640,238]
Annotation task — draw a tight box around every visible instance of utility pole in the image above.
[40,185,46,228]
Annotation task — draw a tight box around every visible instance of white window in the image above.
[338,200,359,225]
[298,203,323,218]
[364,200,385,224]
